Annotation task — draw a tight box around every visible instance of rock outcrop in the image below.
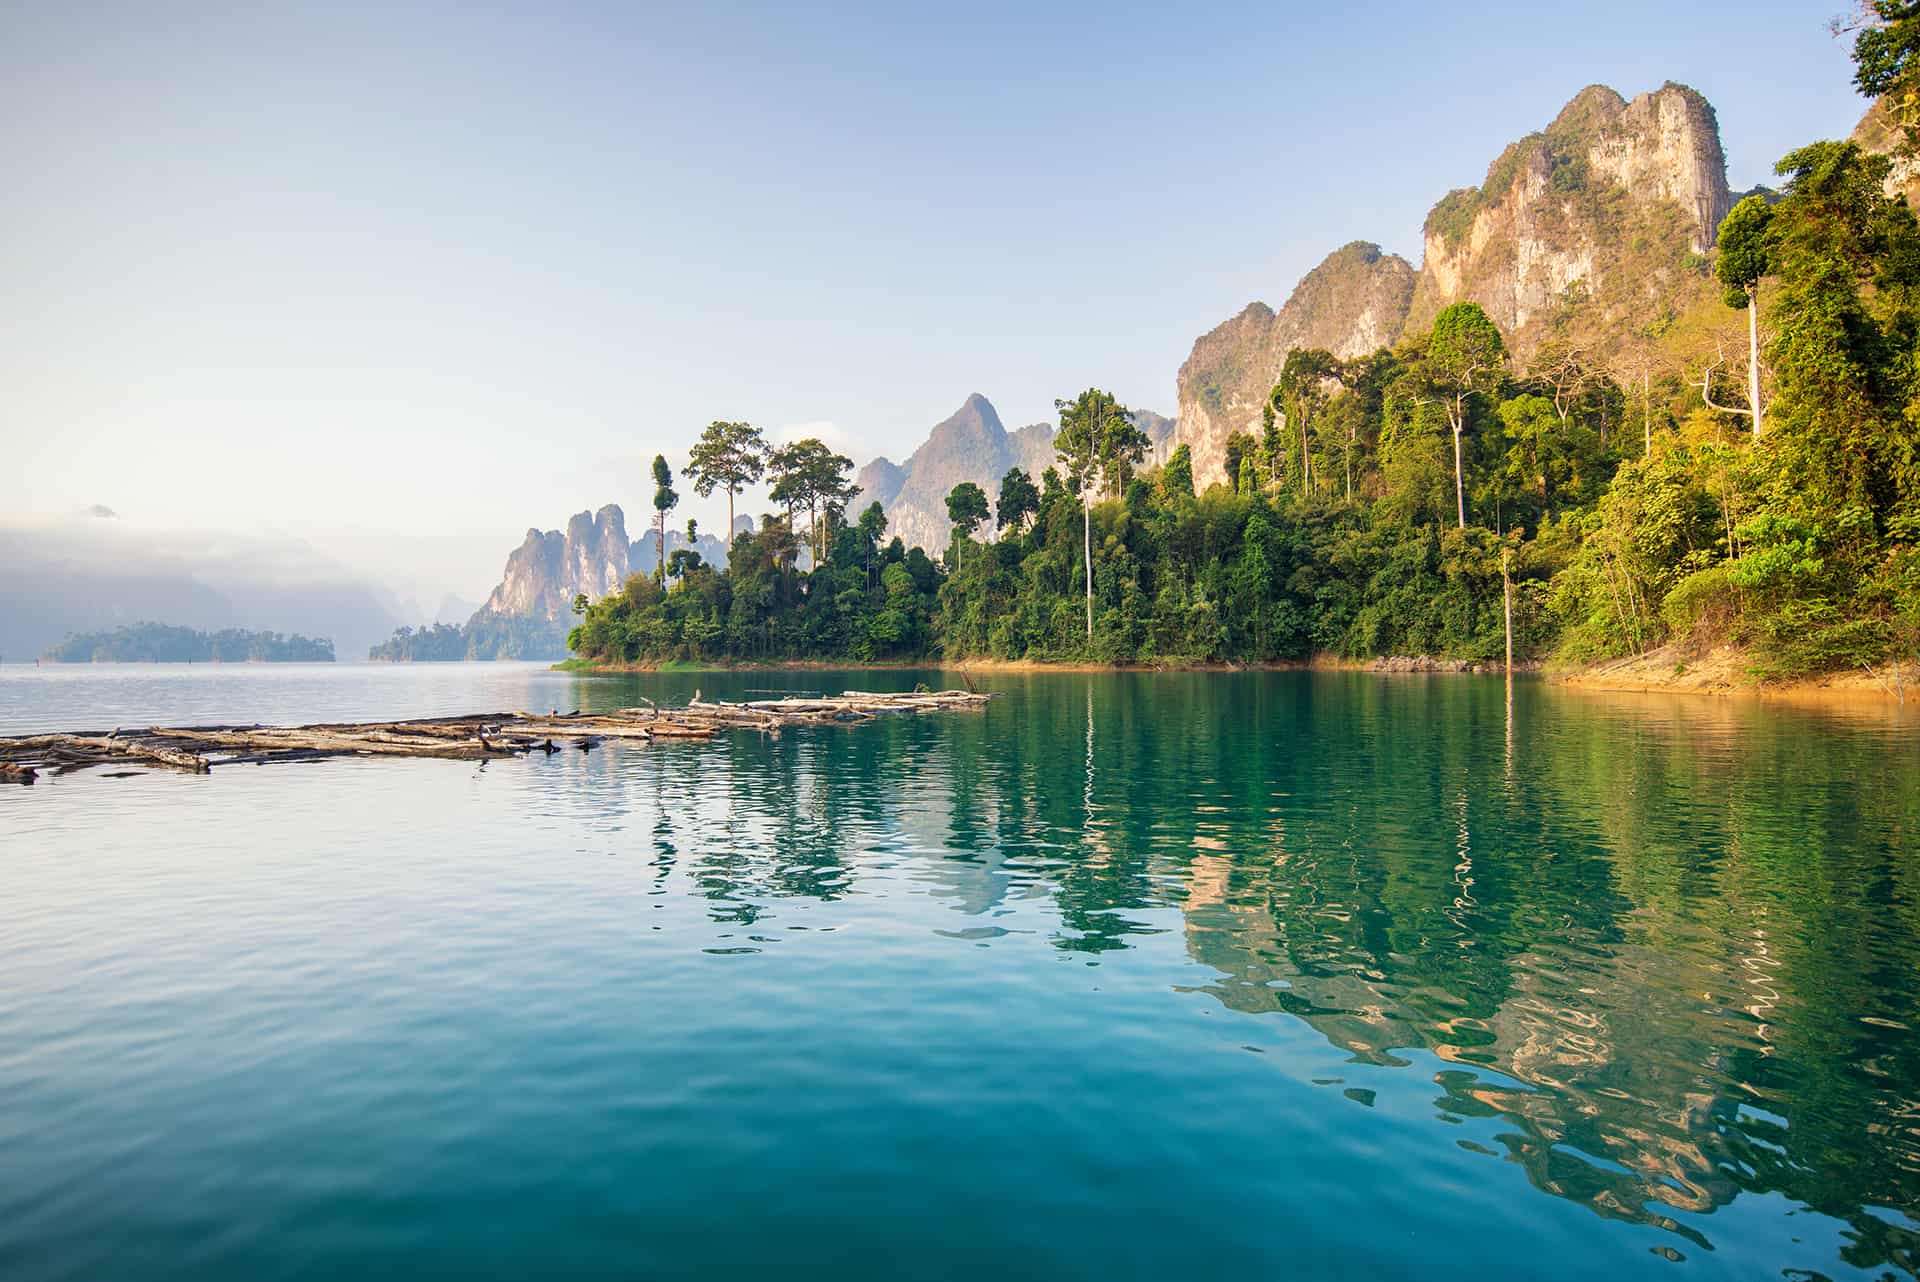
[1176,242,1415,488]
[1173,82,1734,489]
[631,521,740,577]
[482,504,742,621]
[850,394,1178,552]
[483,505,630,620]
[851,395,1055,552]
[1852,94,1920,208]
[1404,83,1731,339]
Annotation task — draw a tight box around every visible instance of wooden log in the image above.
[0,688,992,783]
[35,734,211,773]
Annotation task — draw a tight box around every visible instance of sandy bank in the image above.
[1555,644,1912,704]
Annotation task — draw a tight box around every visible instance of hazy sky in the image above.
[0,1,1868,603]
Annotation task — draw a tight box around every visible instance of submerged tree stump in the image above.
[0,690,995,784]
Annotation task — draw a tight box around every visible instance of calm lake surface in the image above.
[2,663,1918,1281]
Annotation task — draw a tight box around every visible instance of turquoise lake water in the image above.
[2,663,1917,1280]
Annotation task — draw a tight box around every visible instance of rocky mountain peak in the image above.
[1174,80,1734,489]
[1176,241,1415,488]
[849,394,1173,552]
[1407,81,1730,337]
[485,505,632,620]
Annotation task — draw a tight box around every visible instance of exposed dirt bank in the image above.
[1555,644,1913,704]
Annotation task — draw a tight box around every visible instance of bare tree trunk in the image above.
[1746,289,1763,438]
[1082,492,1093,639]
[1452,400,1467,529]
[657,510,665,581]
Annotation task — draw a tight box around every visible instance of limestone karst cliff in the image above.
[852,394,1174,552]
[481,503,736,622]
[483,505,630,620]
[1852,94,1920,208]
[850,395,1056,553]
[1175,242,1415,490]
[1174,82,1735,489]
[1405,83,1731,337]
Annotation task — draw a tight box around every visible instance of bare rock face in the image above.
[852,457,907,513]
[1134,409,1178,465]
[851,394,1051,552]
[1852,95,1920,208]
[630,521,739,577]
[483,504,632,620]
[1404,82,1731,342]
[849,395,1176,552]
[1175,242,1415,488]
[1172,82,1734,490]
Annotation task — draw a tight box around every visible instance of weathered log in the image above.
[1,689,992,783]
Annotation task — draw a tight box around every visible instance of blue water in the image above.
[2,664,1917,1280]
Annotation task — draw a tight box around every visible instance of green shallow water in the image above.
[1,665,1917,1280]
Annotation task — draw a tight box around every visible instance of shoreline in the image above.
[557,648,1913,705]
[1550,644,1912,705]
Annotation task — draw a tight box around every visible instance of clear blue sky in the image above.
[0,1,1868,600]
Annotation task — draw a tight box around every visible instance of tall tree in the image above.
[945,482,990,569]
[1845,0,1920,147]
[1160,443,1194,501]
[1223,431,1258,491]
[651,454,678,582]
[856,501,888,589]
[1428,302,1507,528]
[685,420,768,545]
[1259,387,1287,487]
[1277,348,1339,495]
[769,438,857,569]
[996,467,1040,536]
[1763,140,1920,513]
[1715,194,1773,439]
[1055,387,1148,638]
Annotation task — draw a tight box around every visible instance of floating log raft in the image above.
[0,689,994,784]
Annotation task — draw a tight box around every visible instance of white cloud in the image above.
[771,420,864,457]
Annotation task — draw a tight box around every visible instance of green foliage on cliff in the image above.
[44,623,334,663]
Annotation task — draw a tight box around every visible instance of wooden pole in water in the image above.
[1502,546,1513,675]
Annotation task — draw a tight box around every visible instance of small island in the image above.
[41,623,335,664]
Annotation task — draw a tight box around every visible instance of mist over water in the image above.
[2,666,1917,1280]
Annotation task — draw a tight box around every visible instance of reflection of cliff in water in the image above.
[1158,681,1920,1270]
[514,669,1919,1270]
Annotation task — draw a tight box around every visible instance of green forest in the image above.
[42,623,335,663]
[368,613,568,662]
[573,24,1920,679]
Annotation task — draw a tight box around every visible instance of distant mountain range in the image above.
[372,503,742,659]
[852,393,1174,552]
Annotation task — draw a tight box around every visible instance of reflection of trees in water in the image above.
[534,673,1919,1271]
[1152,680,1920,1271]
